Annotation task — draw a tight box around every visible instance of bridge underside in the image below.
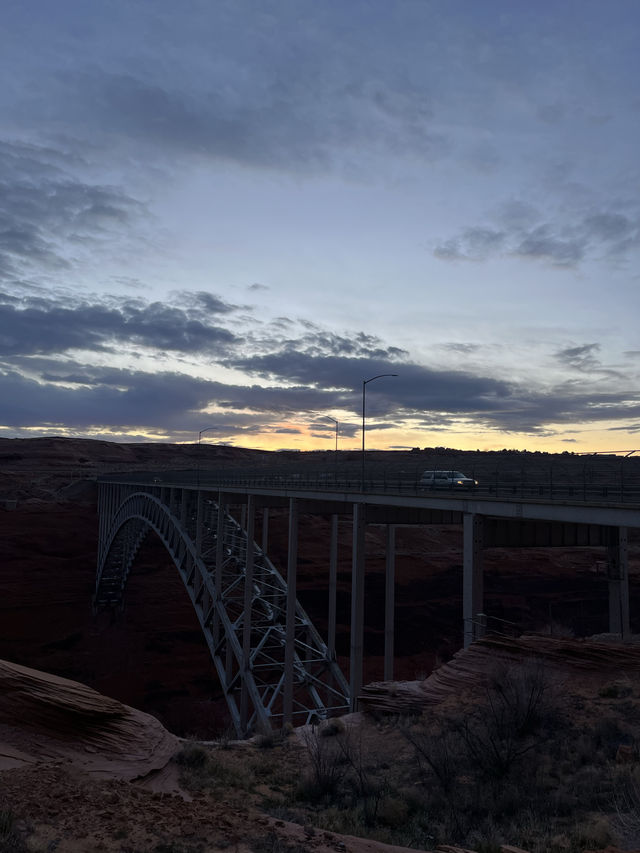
[95,488,349,737]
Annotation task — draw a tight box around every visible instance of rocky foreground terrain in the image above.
[3,637,640,852]
[2,437,640,851]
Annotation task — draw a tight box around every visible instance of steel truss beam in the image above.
[95,486,350,736]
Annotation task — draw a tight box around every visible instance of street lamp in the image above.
[361,374,398,491]
[326,416,339,483]
[198,426,218,445]
[325,416,339,453]
[197,426,218,487]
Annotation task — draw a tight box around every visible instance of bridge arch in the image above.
[95,487,350,736]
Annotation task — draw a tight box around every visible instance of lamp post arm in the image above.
[361,373,398,491]
[198,426,218,444]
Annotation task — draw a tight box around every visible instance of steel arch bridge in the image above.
[95,485,350,737]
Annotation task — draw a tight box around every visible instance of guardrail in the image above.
[98,470,640,505]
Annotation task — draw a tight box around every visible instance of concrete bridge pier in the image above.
[213,490,226,647]
[328,514,338,663]
[608,526,631,642]
[350,503,366,710]
[283,498,298,725]
[463,512,484,648]
[240,495,256,732]
[261,507,269,553]
[384,524,396,681]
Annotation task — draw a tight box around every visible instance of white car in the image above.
[419,470,477,489]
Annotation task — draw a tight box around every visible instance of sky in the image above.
[1,0,639,453]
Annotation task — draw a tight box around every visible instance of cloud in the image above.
[2,286,639,442]
[43,58,449,176]
[0,291,238,357]
[0,364,339,433]
[225,346,516,420]
[514,225,585,266]
[441,343,483,355]
[434,228,506,261]
[554,342,625,379]
[175,291,239,315]
[555,343,601,371]
[3,339,640,440]
[0,140,144,278]
[434,203,640,267]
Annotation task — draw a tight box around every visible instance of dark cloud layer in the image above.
[2,284,639,440]
[3,348,639,439]
[0,292,237,357]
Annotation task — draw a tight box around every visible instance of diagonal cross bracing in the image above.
[95,485,350,736]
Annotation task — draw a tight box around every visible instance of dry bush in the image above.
[400,659,567,846]
[0,810,29,852]
[173,741,241,792]
[297,726,350,801]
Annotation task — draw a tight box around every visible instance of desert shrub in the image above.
[258,724,295,750]
[175,743,208,768]
[255,732,278,749]
[402,724,461,795]
[599,681,633,699]
[575,815,612,849]
[376,796,409,828]
[400,659,563,845]
[591,716,630,759]
[215,724,238,749]
[153,843,204,853]
[457,659,559,781]
[319,717,346,737]
[485,659,554,737]
[0,810,28,852]
[612,767,640,848]
[297,725,393,827]
[297,727,349,801]
[173,742,233,791]
[249,831,308,853]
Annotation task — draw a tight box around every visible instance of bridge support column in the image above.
[328,514,338,661]
[195,491,204,554]
[463,513,484,648]
[350,502,366,711]
[262,508,269,553]
[240,495,255,732]
[284,498,298,726]
[97,484,107,566]
[179,488,188,528]
[608,526,630,642]
[214,491,226,645]
[384,524,396,681]
[326,514,338,708]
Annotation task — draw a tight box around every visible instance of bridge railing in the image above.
[165,472,640,505]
